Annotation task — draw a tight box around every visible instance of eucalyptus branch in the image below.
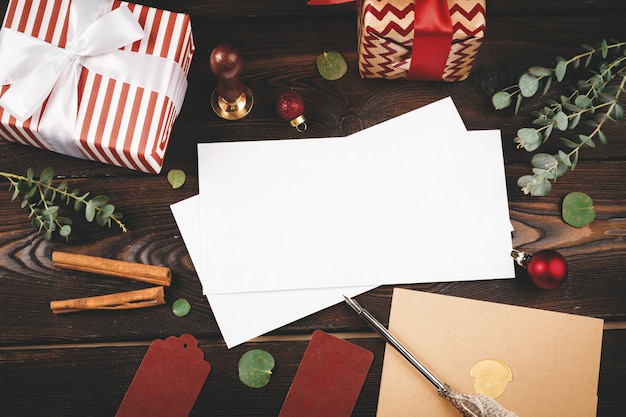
[1,167,127,240]
[491,39,626,196]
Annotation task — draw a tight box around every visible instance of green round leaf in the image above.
[491,91,511,110]
[578,134,596,148]
[610,103,624,120]
[85,200,96,222]
[238,349,275,388]
[517,174,552,196]
[317,51,347,81]
[39,167,55,185]
[515,127,542,151]
[167,169,186,189]
[517,128,541,144]
[59,225,72,238]
[553,111,568,131]
[519,73,539,97]
[555,60,567,82]
[574,95,592,109]
[601,39,609,58]
[528,66,553,77]
[562,192,595,227]
[530,153,558,170]
[91,195,110,207]
[172,298,191,317]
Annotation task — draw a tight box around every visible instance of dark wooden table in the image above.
[1,1,625,415]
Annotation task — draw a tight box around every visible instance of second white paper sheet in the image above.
[171,195,375,348]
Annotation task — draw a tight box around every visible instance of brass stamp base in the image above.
[211,86,254,120]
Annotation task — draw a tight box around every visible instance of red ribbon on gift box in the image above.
[308,0,453,80]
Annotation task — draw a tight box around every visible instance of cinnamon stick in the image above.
[50,286,165,314]
[52,251,171,287]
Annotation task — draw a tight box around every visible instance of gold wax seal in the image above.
[470,359,513,398]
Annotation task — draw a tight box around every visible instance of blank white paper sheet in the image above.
[172,97,515,347]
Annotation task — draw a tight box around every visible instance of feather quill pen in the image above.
[343,295,518,417]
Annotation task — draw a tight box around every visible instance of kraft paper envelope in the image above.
[377,288,604,417]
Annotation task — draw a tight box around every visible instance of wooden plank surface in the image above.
[0,0,625,415]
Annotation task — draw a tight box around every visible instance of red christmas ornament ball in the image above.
[276,92,304,121]
[526,250,568,290]
[276,92,306,131]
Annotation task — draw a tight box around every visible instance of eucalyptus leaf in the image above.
[555,60,567,81]
[238,349,275,388]
[568,113,581,129]
[554,158,569,177]
[517,174,551,196]
[562,102,582,113]
[543,123,554,141]
[0,167,127,239]
[172,298,191,317]
[554,111,568,131]
[74,192,90,211]
[557,150,572,167]
[316,51,348,81]
[167,169,186,189]
[528,66,553,77]
[491,91,511,110]
[95,210,110,226]
[27,168,34,185]
[572,149,579,170]
[90,195,110,208]
[574,95,592,109]
[25,185,37,200]
[56,216,73,226]
[532,168,555,180]
[533,118,552,127]
[562,192,595,227]
[610,103,624,120]
[515,127,542,151]
[519,73,539,97]
[42,206,59,221]
[578,134,596,148]
[85,200,96,222]
[542,76,552,95]
[60,225,72,237]
[39,167,54,185]
[601,39,609,58]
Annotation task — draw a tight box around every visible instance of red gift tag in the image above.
[115,334,211,417]
[278,330,374,417]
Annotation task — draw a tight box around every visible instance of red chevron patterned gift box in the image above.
[0,0,194,174]
[310,0,485,82]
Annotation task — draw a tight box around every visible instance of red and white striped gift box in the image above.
[0,0,194,173]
